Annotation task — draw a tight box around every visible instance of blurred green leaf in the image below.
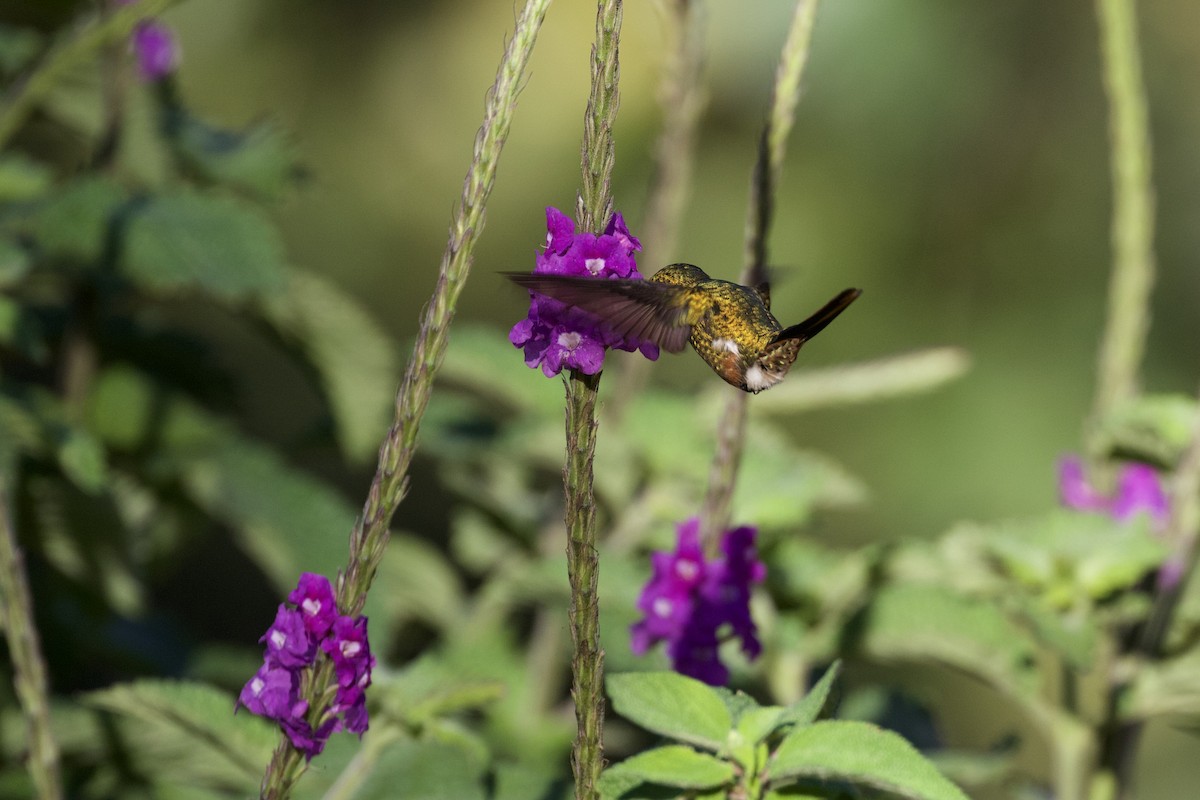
[342,739,487,800]
[928,746,1016,790]
[173,113,301,201]
[1101,393,1198,467]
[598,745,735,794]
[0,239,31,286]
[986,511,1167,604]
[1010,596,1099,671]
[55,425,108,493]
[84,680,276,795]
[493,761,566,800]
[0,24,42,75]
[0,153,51,201]
[0,293,48,364]
[31,176,128,264]
[262,269,398,462]
[777,661,841,728]
[858,584,1039,700]
[1122,646,1200,720]
[122,190,288,300]
[371,534,466,632]
[768,720,968,800]
[607,672,732,751]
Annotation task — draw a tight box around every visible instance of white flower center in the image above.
[250,677,265,695]
[675,559,699,582]
[557,331,582,350]
[302,598,321,616]
[342,641,362,658]
[652,597,674,618]
[585,258,605,275]
[270,630,287,649]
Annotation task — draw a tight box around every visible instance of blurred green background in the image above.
[138,0,1198,541]
[6,0,1199,796]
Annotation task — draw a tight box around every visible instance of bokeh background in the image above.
[5,0,1199,796]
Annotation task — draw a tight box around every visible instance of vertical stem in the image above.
[258,0,553,794]
[568,2,622,797]
[1087,0,1156,454]
[0,486,63,800]
[699,0,821,550]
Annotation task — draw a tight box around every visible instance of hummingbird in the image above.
[506,264,861,393]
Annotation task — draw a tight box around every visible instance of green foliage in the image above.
[602,667,966,800]
[84,680,276,796]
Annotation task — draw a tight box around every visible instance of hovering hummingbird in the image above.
[506,264,861,393]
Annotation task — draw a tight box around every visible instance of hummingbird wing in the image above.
[770,288,861,345]
[503,273,693,353]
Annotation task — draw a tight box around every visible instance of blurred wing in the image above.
[771,288,861,344]
[503,272,692,353]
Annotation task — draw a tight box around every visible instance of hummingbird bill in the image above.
[506,264,860,393]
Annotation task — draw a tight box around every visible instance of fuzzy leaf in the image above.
[353,739,487,800]
[84,680,276,794]
[1101,393,1198,467]
[768,720,968,800]
[599,745,735,793]
[777,661,842,728]
[0,153,51,201]
[121,190,287,300]
[859,584,1039,700]
[261,269,398,462]
[174,114,301,201]
[31,176,128,264]
[607,672,732,751]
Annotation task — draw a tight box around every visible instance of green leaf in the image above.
[370,534,466,633]
[55,426,108,493]
[493,761,565,800]
[0,153,51,201]
[353,739,487,800]
[1121,646,1200,720]
[0,24,42,75]
[31,176,128,264]
[858,584,1039,700]
[261,269,399,462]
[173,113,301,201]
[1101,393,1198,467]
[778,661,842,728]
[121,190,288,300]
[155,393,356,591]
[607,672,733,751]
[437,325,561,414]
[0,239,31,287]
[599,745,736,792]
[84,680,276,795]
[768,720,968,800]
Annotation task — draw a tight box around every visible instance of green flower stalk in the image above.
[0,486,62,800]
[1087,0,1156,455]
[565,2,623,796]
[257,0,553,794]
[700,0,821,549]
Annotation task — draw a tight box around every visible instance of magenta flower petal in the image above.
[1113,463,1170,529]
[261,605,315,668]
[1059,456,1109,513]
[238,663,299,719]
[288,573,338,638]
[131,21,179,81]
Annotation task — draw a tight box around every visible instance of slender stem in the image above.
[0,486,63,800]
[609,0,705,412]
[1086,0,1156,455]
[258,0,553,794]
[567,2,623,797]
[0,0,179,151]
[699,0,821,550]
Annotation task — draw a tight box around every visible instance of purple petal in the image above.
[261,605,315,668]
[131,21,178,81]
[238,663,300,719]
[1058,456,1110,513]
[1113,463,1170,529]
[288,573,338,638]
[545,207,575,252]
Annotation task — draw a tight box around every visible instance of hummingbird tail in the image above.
[772,288,861,344]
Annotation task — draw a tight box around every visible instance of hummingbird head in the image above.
[650,263,709,289]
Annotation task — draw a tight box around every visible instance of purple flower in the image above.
[630,518,766,686]
[1059,456,1169,530]
[260,605,314,669]
[238,663,301,720]
[509,207,659,377]
[288,572,338,639]
[116,2,180,81]
[240,574,375,756]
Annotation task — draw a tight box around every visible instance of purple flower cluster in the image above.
[1059,456,1169,530]
[630,518,766,686]
[117,1,180,81]
[237,574,374,759]
[509,207,659,377]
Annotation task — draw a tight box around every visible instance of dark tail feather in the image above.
[772,288,861,344]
